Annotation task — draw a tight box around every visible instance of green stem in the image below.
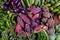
[20,0,26,8]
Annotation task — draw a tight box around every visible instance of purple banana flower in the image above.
[19,13,31,25]
[28,6,41,14]
[17,16,24,28]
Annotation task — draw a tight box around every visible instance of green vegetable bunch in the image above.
[20,0,34,8]
[1,31,8,40]
[20,0,45,8]
[45,0,60,14]
[37,30,49,40]
[0,10,15,38]
[0,30,16,40]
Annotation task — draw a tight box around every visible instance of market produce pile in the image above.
[0,0,60,40]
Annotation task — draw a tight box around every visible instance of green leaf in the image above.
[9,30,16,40]
[1,31,8,40]
[53,1,60,8]
[49,33,56,40]
[20,0,26,8]
[46,0,50,2]
[34,0,40,5]
[30,34,36,40]
[50,0,55,4]
[55,24,60,33]
[56,34,60,40]
[29,0,34,5]
[0,9,15,39]
[37,30,49,40]
[26,0,32,7]
[18,34,27,40]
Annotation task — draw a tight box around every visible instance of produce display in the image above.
[0,0,60,40]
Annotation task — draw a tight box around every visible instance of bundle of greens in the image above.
[0,10,15,38]
[45,0,60,14]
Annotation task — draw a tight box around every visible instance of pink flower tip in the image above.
[15,24,22,34]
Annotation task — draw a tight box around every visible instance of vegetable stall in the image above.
[0,0,60,40]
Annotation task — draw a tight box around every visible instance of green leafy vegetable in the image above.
[17,34,27,40]
[49,33,56,40]
[56,34,60,40]
[55,24,60,33]
[30,34,36,40]
[1,31,8,40]
[0,10,15,38]
[37,30,49,40]
[9,30,17,40]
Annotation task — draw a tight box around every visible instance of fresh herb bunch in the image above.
[1,31,8,40]
[1,30,17,40]
[0,10,15,38]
